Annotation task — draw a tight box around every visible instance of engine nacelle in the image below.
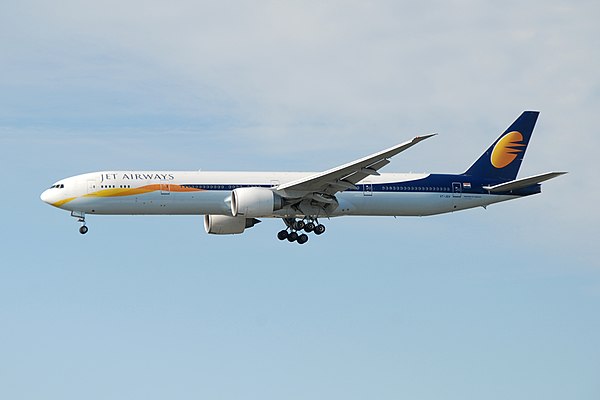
[204,215,260,235]
[231,187,283,217]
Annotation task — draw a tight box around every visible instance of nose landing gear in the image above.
[71,211,88,235]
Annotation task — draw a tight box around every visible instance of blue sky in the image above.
[1,1,599,399]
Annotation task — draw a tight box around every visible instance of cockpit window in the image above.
[49,184,65,189]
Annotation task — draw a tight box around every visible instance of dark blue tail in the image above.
[463,111,539,181]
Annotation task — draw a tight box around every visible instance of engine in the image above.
[204,215,260,235]
[231,187,283,217]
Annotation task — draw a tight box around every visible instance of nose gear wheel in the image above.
[71,211,88,235]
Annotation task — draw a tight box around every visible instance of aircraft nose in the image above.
[40,189,51,204]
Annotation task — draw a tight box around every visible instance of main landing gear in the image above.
[71,211,88,235]
[277,218,326,245]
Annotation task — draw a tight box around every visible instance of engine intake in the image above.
[231,187,283,217]
[204,215,260,235]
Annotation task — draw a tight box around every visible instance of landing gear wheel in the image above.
[293,220,305,231]
[304,222,315,233]
[287,232,298,242]
[277,230,289,240]
[79,225,88,235]
[314,224,326,235]
[297,234,309,244]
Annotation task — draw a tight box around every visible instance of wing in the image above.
[276,134,436,200]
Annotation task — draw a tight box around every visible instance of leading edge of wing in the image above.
[276,133,436,196]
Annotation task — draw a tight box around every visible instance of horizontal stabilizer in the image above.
[483,172,567,193]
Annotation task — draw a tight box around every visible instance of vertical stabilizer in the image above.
[463,111,539,181]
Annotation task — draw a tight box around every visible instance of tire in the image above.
[297,234,309,244]
[287,232,298,242]
[314,224,326,235]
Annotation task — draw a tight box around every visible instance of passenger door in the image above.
[87,180,98,193]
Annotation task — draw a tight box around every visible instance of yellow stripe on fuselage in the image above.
[52,197,77,207]
[84,184,203,198]
[53,184,203,207]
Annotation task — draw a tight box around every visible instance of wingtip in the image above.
[415,133,437,141]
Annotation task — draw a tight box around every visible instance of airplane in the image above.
[40,111,565,244]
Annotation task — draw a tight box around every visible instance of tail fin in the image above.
[463,111,539,181]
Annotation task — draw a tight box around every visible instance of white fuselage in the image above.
[39,112,562,241]
[40,170,516,218]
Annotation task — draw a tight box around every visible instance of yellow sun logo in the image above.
[491,131,526,168]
